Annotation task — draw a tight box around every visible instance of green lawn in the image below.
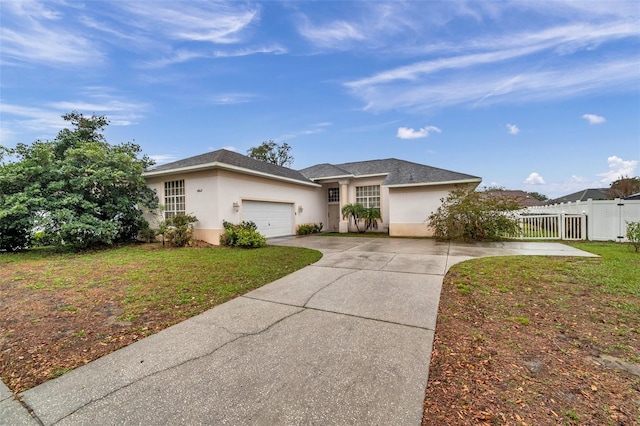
[1,243,322,322]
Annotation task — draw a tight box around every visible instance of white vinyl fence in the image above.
[522,198,640,242]
[514,213,586,240]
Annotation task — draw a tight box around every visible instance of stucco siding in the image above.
[145,169,323,245]
[387,185,459,237]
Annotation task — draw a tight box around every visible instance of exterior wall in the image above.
[145,169,323,245]
[343,176,389,233]
[387,184,460,237]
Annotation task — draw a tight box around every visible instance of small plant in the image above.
[160,214,198,247]
[220,220,266,248]
[626,221,640,252]
[341,203,381,233]
[296,223,323,235]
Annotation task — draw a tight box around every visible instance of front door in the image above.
[328,204,340,231]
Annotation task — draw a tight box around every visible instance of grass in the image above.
[1,243,322,322]
[424,241,640,425]
[1,242,323,391]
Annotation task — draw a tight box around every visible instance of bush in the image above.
[296,223,323,235]
[627,221,640,252]
[30,230,61,247]
[428,187,521,241]
[220,220,265,248]
[161,214,198,247]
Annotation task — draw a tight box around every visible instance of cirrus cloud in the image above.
[396,126,441,139]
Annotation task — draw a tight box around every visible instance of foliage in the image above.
[161,214,198,247]
[296,223,323,235]
[341,203,381,233]
[246,140,294,167]
[220,220,266,248]
[428,187,521,241]
[526,191,549,202]
[608,175,640,198]
[626,221,640,252]
[0,112,158,251]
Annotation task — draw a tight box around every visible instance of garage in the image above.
[242,200,294,238]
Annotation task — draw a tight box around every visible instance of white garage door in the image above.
[242,201,294,238]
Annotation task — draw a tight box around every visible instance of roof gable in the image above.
[144,149,316,186]
[300,158,480,187]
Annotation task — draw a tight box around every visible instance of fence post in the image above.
[560,213,565,240]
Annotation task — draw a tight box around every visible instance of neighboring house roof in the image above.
[550,188,612,203]
[483,190,545,207]
[300,158,481,187]
[625,192,640,200]
[143,149,319,187]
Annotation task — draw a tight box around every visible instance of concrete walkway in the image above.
[1,237,597,425]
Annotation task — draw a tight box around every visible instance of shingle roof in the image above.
[300,158,481,187]
[144,149,315,186]
[483,190,546,207]
[550,188,612,203]
[624,192,640,200]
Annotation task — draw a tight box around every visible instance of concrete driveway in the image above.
[2,237,596,425]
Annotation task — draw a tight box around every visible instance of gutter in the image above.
[384,178,482,188]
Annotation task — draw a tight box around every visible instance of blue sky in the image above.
[1,0,639,198]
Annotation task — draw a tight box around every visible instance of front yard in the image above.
[423,242,640,425]
[0,243,321,392]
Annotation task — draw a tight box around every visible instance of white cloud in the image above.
[117,2,260,44]
[396,126,441,139]
[597,155,638,183]
[0,2,103,67]
[506,124,520,135]
[525,172,545,185]
[347,57,639,113]
[582,113,606,124]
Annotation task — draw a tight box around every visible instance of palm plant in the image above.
[341,203,381,233]
[341,203,366,233]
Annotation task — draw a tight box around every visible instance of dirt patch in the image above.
[423,257,640,425]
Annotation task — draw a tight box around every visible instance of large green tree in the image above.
[246,140,294,167]
[0,112,158,250]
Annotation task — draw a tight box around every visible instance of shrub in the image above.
[161,214,198,247]
[297,223,323,235]
[30,230,60,247]
[627,221,640,252]
[428,187,521,241]
[220,220,265,248]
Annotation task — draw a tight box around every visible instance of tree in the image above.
[341,203,381,233]
[608,175,640,198]
[527,191,549,202]
[0,112,158,251]
[428,187,521,241]
[246,140,294,167]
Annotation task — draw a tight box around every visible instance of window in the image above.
[356,185,380,208]
[164,180,185,218]
[328,187,340,203]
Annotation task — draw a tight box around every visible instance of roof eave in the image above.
[385,178,482,188]
[143,162,321,188]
